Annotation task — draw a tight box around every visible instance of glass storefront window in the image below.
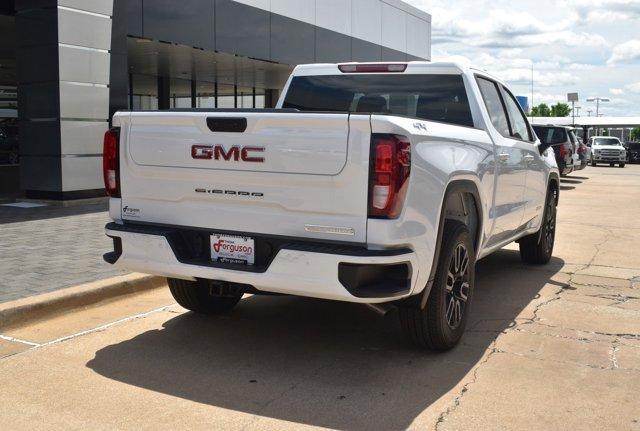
[170,78,191,109]
[255,88,265,109]
[237,86,253,108]
[218,84,235,108]
[132,76,268,111]
[131,74,158,110]
[196,81,216,108]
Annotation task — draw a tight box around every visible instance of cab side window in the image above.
[500,86,534,142]
[476,77,510,138]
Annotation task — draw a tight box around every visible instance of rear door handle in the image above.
[524,154,535,162]
[498,153,509,163]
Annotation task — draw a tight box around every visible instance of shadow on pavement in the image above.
[560,185,576,191]
[87,249,566,430]
[569,176,589,180]
[560,178,582,184]
[0,201,107,224]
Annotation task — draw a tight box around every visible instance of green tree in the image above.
[550,102,571,117]
[630,127,640,141]
[530,103,551,117]
[601,129,609,136]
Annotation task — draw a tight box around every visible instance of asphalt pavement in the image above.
[1,165,640,430]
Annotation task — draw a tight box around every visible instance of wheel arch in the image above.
[548,172,560,205]
[420,179,483,308]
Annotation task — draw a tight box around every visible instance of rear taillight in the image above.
[103,128,120,197]
[338,63,407,73]
[559,144,567,159]
[368,134,411,219]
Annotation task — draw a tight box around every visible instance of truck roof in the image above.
[290,61,503,83]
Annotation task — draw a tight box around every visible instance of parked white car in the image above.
[103,62,560,350]
[589,136,626,167]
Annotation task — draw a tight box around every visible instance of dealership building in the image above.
[0,0,431,200]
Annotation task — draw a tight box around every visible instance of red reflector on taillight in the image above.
[103,128,120,197]
[338,63,407,73]
[559,144,567,159]
[369,134,411,219]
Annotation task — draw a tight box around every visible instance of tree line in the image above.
[528,103,572,117]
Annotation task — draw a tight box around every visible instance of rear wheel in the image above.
[399,221,475,351]
[519,188,557,265]
[620,163,626,168]
[591,160,596,167]
[610,163,615,167]
[168,278,242,314]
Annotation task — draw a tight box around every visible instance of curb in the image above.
[0,273,165,331]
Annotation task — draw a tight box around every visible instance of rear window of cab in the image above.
[282,74,475,128]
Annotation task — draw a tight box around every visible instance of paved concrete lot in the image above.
[0,201,125,303]
[1,165,640,430]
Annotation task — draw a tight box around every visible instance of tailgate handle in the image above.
[207,117,247,133]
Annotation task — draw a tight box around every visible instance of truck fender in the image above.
[534,172,560,244]
[420,179,483,309]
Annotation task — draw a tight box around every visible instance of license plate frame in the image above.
[210,233,255,265]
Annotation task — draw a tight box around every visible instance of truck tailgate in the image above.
[117,111,372,243]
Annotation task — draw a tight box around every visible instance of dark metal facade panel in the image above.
[17,81,59,119]
[381,46,408,62]
[14,0,56,11]
[351,38,382,62]
[270,13,315,65]
[19,155,62,192]
[15,1,62,193]
[18,120,61,157]
[143,0,215,50]
[109,52,129,119]
[16,44,59,84]
[123,0,143,38]
[15,6,57,48]
[214,0,270,61]
[315,27,352,64]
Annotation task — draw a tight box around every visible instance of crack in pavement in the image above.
[533,321,640,340]
[434,342,499,431]
[434,264,640,429]
[610,339,620,369]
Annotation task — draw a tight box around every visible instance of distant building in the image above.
[1,0,432,200]
[516,96,530,114]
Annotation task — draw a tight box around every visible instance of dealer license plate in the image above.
[210,234,255,265]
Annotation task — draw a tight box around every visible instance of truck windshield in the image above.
[594,138,621,146]
[282,74,474,128]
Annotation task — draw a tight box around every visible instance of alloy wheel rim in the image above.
[445,243,470,329]
[544,201,556,253]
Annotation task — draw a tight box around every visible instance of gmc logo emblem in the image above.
[191,145,265,162]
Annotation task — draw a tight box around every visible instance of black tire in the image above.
[591,160,596,167]
[168,278,242,314]
[519,188,557,265]
[610,163,615,167]
[399,221,475,351]
[620,163,626,168]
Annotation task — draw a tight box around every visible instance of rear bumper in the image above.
[104,222,419,303]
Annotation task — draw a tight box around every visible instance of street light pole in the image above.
[586,96,610,117]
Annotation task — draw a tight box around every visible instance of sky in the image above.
[405,0,640,117]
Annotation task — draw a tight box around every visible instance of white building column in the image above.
[57,0,113,196]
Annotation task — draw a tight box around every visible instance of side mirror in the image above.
[538,142,552,155]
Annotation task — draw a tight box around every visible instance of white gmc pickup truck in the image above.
[104,62,560,350]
